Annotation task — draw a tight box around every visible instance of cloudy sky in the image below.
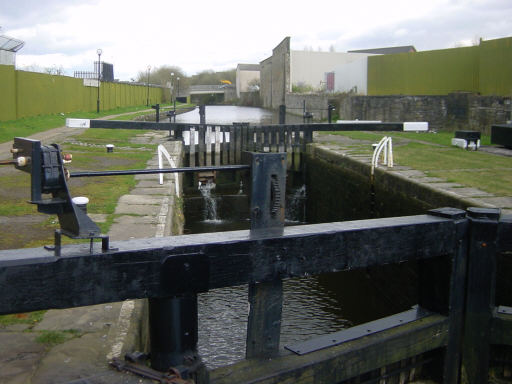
[1,0,511,81]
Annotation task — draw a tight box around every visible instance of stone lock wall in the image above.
[285,93,329,120]
[336,93,511,134]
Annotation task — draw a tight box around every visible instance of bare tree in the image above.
[44,65,65,75]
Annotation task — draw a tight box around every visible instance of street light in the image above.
[171,72,175,113]
[96,48,102,113]
[146,65,151,106]
[177,76,180,104]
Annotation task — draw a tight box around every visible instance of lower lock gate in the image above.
[1,136,512,383]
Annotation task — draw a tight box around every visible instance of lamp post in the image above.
[96,48,102,113]
[146,65,151,106]
[171,72,175,113]
[177,76,180,104]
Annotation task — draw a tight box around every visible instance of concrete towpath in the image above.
[0,131,182,384]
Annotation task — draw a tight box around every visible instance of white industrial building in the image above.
[260,37,416,109]
[236,64,260,97]
[290,50,376,94]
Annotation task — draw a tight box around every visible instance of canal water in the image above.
[177,106,416,369]
[172,104,305,125]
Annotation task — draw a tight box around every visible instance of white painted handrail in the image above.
[157,144,180,198]
[371,137,393,176]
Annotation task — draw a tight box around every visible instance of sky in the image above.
[1,0,511,81]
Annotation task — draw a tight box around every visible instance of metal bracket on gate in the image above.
[285,306,433,355]
[242,151,287,238]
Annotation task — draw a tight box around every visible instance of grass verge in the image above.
[320,131,512,197]
[0,104,172,144]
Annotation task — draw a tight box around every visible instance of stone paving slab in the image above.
[34,303,122,333]
[423,182,464,189]
[114,203,161,216]
[109,216,159,241]
[134,174,161,181]
[412,177,445,183]
[31,333,110,384]
[118,194,163,205]
[468,196,512,209]
[0,332,46,384]
[135,180,173,189]
[130,187,170,195]
[442,187,494,198]
[392,170,426,178]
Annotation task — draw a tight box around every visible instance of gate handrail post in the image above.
[462,207,500,383]
[426,208,469,384]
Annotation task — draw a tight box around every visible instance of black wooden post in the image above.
[151,103,160,123]
[234,124,242,164]
[279,105,286,125]
[243,151,287,359]
[425,208,469,384]
[199,105,206,125]
[328,104,335,123]
[198,126,206,166]
[149,294,209,382]
[462,207,500,383]
[149,295,198,371]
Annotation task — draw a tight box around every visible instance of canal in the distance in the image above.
[176,106,416,369]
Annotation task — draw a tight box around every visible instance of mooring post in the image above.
[151,103,160,123]
[462,207,500,383]
[199,104,206,125]
[279,104,286,125]
[425,208,469,384]
[328,104,335,123]
[243,151,287,359]
[198,126,206,166]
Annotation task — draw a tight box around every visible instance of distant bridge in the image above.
[182,84,235,103]
[187,85,227,95]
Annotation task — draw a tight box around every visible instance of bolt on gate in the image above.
[1,135,512,383]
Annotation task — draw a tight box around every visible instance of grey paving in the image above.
[114,203,161,216]
[118,194,163,205]
[442,187,494,198]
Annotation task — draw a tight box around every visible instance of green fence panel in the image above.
[479,37,512,96]
[368,37,512,97]
[368,46,479,96]
[0,65,17,121]
[0,68,165,121]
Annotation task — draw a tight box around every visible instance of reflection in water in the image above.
[188,184,353,369]
[172,105,304,125]
[175,105,273,125]
[198,277,351,369]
